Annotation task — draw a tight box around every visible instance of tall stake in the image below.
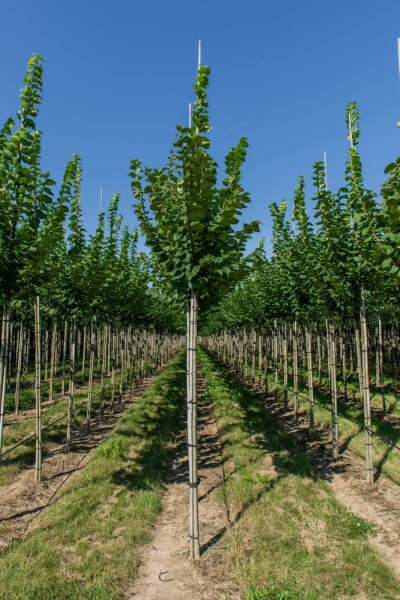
[87,316,95,434]
[330,321,339,459]
[188,290,200,559]
[293,320,299,421]
[65,318,76,452]
[34,296,42,481]
[0,302,11,456]
[306,320,315,437]
[14,322,23,415]
[360,291,374,484]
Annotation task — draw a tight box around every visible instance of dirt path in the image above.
[0,370,164,553]
[128,372,241,600]
[239,373,400,580]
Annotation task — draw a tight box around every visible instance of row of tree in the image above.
[201,103,400,486]
[0,56,185,482]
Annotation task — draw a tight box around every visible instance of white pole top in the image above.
[324,150,328,190]
[348,115,354,149]
[198,40,202,68]
[398,38,400,78]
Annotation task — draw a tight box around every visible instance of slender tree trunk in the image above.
[86,317,95,434]
[119,332,124,403]
[14,322,24,415]
[65,318,76,452]
[283,323,288,410]
[360,293,374,484]
[34,297,42,481]
[100,324,108,420]
[61,320,68,397]
[44,328,49,381]
[330,321,339,459]
[293,320,299,421]
[81,325,87,383]
[49,321,57,403]
[377,313,386,414]
[306,321,314,437]
[188,291,200,559]
[355,322,363,404]
[0,302,11,456]
[273,319,278,400]
[111,331,116,412]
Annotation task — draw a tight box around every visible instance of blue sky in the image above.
[1,0,399,254]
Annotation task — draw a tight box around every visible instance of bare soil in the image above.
[0,371,163,553]
[128,371,241,600]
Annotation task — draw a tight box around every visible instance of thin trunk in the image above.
[44,328,49,381]
[188,291,200,560]
[293,320,299,422]
[14,322,24,415]
[81,325,87,382]
[34,297,42,481]
[283,323,288,410]
[61,321,68,397]
[100,324,108,419]
[355,323,363,404]
[65,318,76,452]
[273,319,278,400]
[86,317,95,434]
[0,302,11,456]
[306,321,314,438]
[49,322,57,403]
[330,321,339,459]
[377,313,386,414]
[360,293,374,484]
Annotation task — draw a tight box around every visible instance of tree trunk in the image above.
[377,313,386,414]
[34,297,42,481]
[293,320,299,421]
[61,320,68,397]
[0,302,11,456]
[187,291,200,559]
[306,321,314,438]
[360,293,374,484]
[48,322,57,403]
[65,318,76,452]
[283,323,288,410]
[330,321,339,459]
[14,322,24,415]
[86,317,95,434]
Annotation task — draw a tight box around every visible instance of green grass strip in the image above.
[200,349,400,600]
[0,350,186,600]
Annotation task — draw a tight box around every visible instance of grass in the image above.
[239,361,400,486]
[0,350,186,600]
[0,371,127,486]
[200,349,400,600]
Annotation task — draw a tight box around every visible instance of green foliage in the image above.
[203,100,400,333]
[130,65,260,308]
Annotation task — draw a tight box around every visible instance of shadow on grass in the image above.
[111,353,186,492]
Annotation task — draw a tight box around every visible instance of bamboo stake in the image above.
[0,302,11,456]
[65,318,76,452]
[87,317,95,434]
[14,322,23,415]
[360,293,374,484]
[306,321,315,437]
[330,321,339,459]
[34,297,42,481]
[293,320,299,421]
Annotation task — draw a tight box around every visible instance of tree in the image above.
[130,63,259,558]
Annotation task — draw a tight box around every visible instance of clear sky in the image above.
[1,0,399,253]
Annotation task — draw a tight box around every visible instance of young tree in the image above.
[130,63,259,559]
